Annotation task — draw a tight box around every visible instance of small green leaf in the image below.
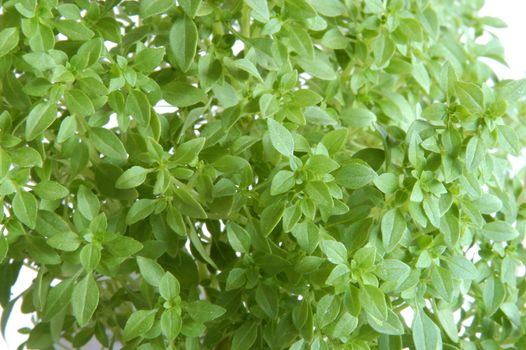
[159,272,180,300]
[267,118,294,157]
[169,15,198,72]
[255,284,279,319]
[381,208,406,252]
[161,308,182,341]
[172,137,206,165]
[137,256,165,287]
[65,89,95,116]
[456,81,484,112]
[80,243,101,272]
[342,107,377,128]
[232,321,258,349]
[185,300,226,322]
[72,274,99,326]
[10,147,43,168]
[25,103,57,141]
[123,309,157,341]
[13,191,38,229]
[497,125,521,156]
[0,28,19,58]
[162,82,207,107]
[480,221,519,242]
[178,0,202,18]
[54,20,94,40]
[320,240,347,265]
[77,185,100,220]
[139,0,173,18]
[270,170,295,195]
[116,166,150,189]
[125,90,151,127]
[226,222,251,253]
[47,231,80,252]
[374,173,398,194]
[412,310,442,350]
[105,235,143,257]
[43,277,75,320]
[89,127,128,161]
[173,187,207,219]
[334,160,376,189]
[34,181,69,200]
[245,0,270,22]
[360,285,387,322]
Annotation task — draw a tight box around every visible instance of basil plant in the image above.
[1,0,526,349]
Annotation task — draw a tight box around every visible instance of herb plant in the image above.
[1,0,526,349]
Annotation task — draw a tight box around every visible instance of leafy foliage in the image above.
[1,0,526,349]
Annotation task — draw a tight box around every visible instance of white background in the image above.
[2,0,526,348]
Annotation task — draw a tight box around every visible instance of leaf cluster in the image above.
[1,0,526,349]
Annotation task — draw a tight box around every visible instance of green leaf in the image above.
[54,20,94,40]
[72,274,99,326]
[412,62,431,93]
[13,191,38,229]
[178,0,202,18]
[374,173,398,194]
[381,208,406,252]
[125,90,151,127]
[23,52,56,71]
[267,118,294,157]
[342,107,377,128]
[116,166,150,189]
[480,221,519,242]
[77,185,100,220]
[139,0,173,18]
[10,146,43,168]
[316,294,339,328]
[123,309,157,341]
[185,300,226,322]
[161,308,182,341]
[0,235,7,264]
[34,181,69,200]
[465,136,485,171]
[47,231,80,251]
[245,0,270,22]
[497,125,521,156]
[43,277,75,321]
[360,285,387,322]
[413,310,442,350]
[226,222,251,253]
[456,81,484,112]
[231,58,263,82]
[137,256,165,287]
[364,0,384,14]
[163,82,207,107]
[232,321,258,349]
[134,47,165,72]
[444,256,478,280]
[255,284,279,319]
[270,170,295,195]
[169,15,198,72]
[159,272,180,300]
[105,235,144,257]
[65,89,95,116]
[80,243,101,272]
[0,28,19,58]
[172,137,206,165]
[25,103,57,141]
[334,160,376,189]
[172,187,207,219]
[320,240,347,265]
[89,127,128,161]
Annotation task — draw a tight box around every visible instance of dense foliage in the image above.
[1,0,526,349]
